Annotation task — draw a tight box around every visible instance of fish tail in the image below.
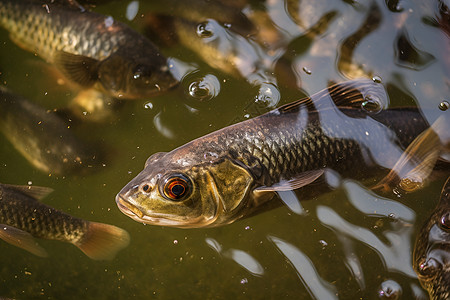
[74,222,130,260]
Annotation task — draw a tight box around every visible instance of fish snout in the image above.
[115,193,145,219]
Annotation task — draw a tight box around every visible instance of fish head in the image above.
[413,178,450,297]
[115,150,254,228]
[97,51,178,99]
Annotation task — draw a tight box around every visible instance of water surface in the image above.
[0,0,448,299]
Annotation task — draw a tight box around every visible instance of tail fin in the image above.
[372,115,449,193]
[74,222,130,260]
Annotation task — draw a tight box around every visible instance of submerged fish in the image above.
[145,14,281,105]
[0,86,98,175]
[0,0,177,99]
[413,177,450,300]
[0,183,130,260]
[116,79,441,228]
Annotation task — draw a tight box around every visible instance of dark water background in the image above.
[0,0,449,299]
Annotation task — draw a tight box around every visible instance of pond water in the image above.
[0,0,449,299]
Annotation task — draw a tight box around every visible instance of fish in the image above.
[0,86,99,175]
[413,177,450,300]
[0,0,177,99]
[145,14,281,106]
[115,79,444,228]
[0,182,130,260]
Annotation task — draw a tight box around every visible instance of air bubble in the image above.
[438,100,449,111]
[188,74,220,101]
[319,240,328,249]
[255,83,280,108]
[197,21,214,38]
[302,67,312,75]
[362,95,382,113]
[372,76,382,83]
[144,102,153,109]
[378,280,402,299]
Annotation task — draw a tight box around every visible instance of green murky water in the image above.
[0,0,449,299]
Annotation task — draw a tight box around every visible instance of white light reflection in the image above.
[205,238,264,276]
[126,1,139,21]
[153,112,175,139]
[268,236,338,299]
[316,205,416,277]
[343,180,415,222]
[277,190,306,215]
[167,58,198,82]
[338,235,365,290]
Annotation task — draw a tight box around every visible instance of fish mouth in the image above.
[115,194,208,228]
[115,195,145,220]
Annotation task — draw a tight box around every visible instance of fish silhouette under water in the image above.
[0,86,100,175]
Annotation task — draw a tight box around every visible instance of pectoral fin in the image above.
[1,184,53,201]
[54,51,99,87]
[254,169,324,192]
[0,224,48,257]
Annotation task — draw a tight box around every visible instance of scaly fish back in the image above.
[0,0,124,62]
[74,222,130,260]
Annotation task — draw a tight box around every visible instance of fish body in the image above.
[0,183,130,260]
[414,177,450,300]
[0,86,97,175]
[116,79,437,228]
[0,0,177,98]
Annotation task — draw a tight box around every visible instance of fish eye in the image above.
[440,212,450,230]
[161,174,192,201]
[132,64,152,80]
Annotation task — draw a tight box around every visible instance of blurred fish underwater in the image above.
[0,0,449,299]
[0,0,178,99]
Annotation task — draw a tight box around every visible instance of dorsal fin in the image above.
[276,79,388,114]
[1,184,53,201]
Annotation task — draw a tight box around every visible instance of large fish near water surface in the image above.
[413,177,450,300]
[116,79,448,228]
[0,0,177,99]
[0,183,130,260]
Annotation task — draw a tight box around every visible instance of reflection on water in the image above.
[317,184,415,277]
[268,236,338,300]
[206,238,264,276]
[0,0,449,299]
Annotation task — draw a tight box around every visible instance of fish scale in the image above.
[0,187,86,243]
[0,0,120,61]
